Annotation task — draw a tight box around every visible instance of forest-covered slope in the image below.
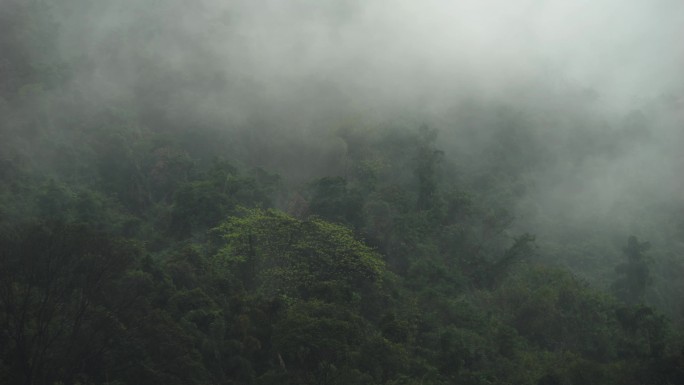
[1,1,683,384]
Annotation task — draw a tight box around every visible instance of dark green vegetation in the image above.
[2,1,684,384]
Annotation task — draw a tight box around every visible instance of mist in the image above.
[0,0,678,264]
[3,0,684,383]
[2,0,681,252]
[56,0,684,105]
[43,0,683,228]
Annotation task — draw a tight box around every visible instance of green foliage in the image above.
[414,125,444,211]
[2,114,682,384]
[0,221,140,385]
[615,305,669,359]
[0,10,682,381]
[494,266,619,359]
[307,176,364,229]
[613,236,652,305]
[169,161,278,238]
[214,209,385,304]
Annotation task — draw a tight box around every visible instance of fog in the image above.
[55,0,684,109]
[3,2,684,381]
[6,0,684,270]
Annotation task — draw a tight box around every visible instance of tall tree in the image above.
[0,222,138,385]
[613,236,652,305]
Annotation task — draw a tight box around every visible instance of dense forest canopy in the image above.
[1,1,683,384]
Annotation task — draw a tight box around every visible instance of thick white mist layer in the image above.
[43,0,684,239]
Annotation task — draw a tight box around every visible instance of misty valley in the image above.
[1,1,683,384]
